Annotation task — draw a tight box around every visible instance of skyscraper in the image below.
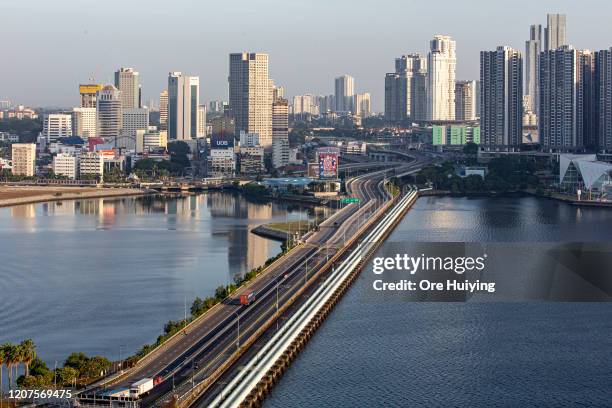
[595,48,612,151]
[229,52,272,150]
[427,35,456,121]
[384,54,427,122]
[79,84,103,108]
[114,67,140,109]
[545,14,567,51]
[272,98,289,169]
[454,80,477,121]
[168,72,200,141]
[334,75,354,113]
[96,85,123,141]
[539,45,592,150]
[480,46,523,147]
[159,90,168,130]
[353,93,371,118]
[120,108,149,149]
[525,24,542,114]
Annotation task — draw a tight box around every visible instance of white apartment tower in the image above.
[43,114,72,143]
[229,53,273,150]
[168,72,200,140]
[72,107,97,140]
[334,75,355,113]
[114,67,141,109]
[53,153,78,180]
[11,143,36,176]
[427,35,457,121]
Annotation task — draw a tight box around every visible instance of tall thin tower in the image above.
[427,35,456,121]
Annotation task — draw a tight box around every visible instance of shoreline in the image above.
[0,186,154,208]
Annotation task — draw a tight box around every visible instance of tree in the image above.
[463,142,479,155]
[20,339,36,377]
[0,346,4,396]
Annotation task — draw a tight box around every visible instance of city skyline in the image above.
[3,1,612,110]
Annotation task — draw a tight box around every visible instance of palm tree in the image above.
[0,346,5,398]
[20,340,36,377]
[3,344,15,389]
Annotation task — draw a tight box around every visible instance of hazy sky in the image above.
[3,0,612,111]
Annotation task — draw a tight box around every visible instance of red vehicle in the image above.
[240,291,256,305]
[153,376,163,385]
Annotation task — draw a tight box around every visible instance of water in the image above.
[265,196,612,407]
[0,192,320,366]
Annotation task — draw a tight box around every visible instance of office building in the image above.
[545,13,567,51]
[43,113,72,143]
[209,136,235,177]
[72,107,97,140]
[240,131,260,147]
[229,53,272,149]
[168,72,200,140]
[272,98,289,169]
[480,46,523,148]
[353,93,371,118]
[96,85,122,141]
[136,128,168,153]
[11,143,36,176]
[79,84,103,108]
[455,80,477,121]
[525,24,542,115]
[334,75,354,112]
[159,90,168,130]
[427,35,456,121]
[240,146,265,175]
[79,152,104,180]
[539,46,592,150]
[114,67,140,109]
[120,108,149,149]
[384,54,427,122]
[53,153,78,179]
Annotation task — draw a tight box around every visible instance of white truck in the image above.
[129,378,154,398]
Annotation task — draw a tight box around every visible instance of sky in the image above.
[2,0,612,112]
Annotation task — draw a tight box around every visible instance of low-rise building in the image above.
[432,125,481,146]
[53,153,78,179]
[240,145,264,175]
[79,152,104,180]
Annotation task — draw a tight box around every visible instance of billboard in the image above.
[211,136,234,149]
[317,147,339,180]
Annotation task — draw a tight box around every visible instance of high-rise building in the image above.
[334,75,354,113]
[96,85,123,141]
[120,108,149,149]
[79,84,103,108]
[427,35,457,121]
[454,80,477,121]
[229,53,272,150]
[292,94,319,116]
[168,72,200,141]
[272,98,289,169]
[43,113,72,143]
[79,152,104,180]
[480,46,523,148]
[545,14,567,51]
[114,67,140,109]
[11,143,36,176]
[72,107,97,140]
[525,24,543,114]
[595,48,612,151]
[384,54,427,122]
[539,45,592,150]
[317,95,335,114]
[272,84,285,102]
[353,93,371,118]
[159,90,168,130]
[198,105,207,138]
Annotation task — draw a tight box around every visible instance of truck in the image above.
[240,291,256,305]
[129,378,154,398]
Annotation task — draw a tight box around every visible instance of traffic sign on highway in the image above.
[340,197,360,204]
